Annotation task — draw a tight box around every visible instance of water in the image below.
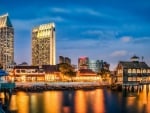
[4,85,150,113]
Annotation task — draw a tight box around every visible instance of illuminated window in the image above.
[143,69,146,73]
[128,77,132,81]
[128,69,131,73]
[21,69,25,73]
[137,69,140,73]
[16,69,20,73]
[132,69,136,73]
[148,69,150,73]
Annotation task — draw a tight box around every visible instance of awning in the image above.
[0,69,8,76]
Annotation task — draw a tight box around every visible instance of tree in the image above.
[98,68,110,81]
[58,63,76,81]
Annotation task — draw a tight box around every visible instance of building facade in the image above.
[0,13,14,71]
[73,69,100,82]
[78,57,89,69]
[32,23,56,66]
[115,56,150,85]
[9,65,60,82]
[86,59,110,73]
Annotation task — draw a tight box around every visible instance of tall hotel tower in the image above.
[0,13,14,70]
[32,23,56,65]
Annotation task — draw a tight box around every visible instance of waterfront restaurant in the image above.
[115,56,150,86]
[10,65,61,82]
[73,69,101,82]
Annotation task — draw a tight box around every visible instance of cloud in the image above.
[120,36,132,43]
[50,7,108,17]
[51,7,70,13]
[76,8,100,16]
[82,30,118,40]
[57,38,99,50]
[132,37,150,44]
[111,50,128,57]
[12,16,65,30]
[82,30,103,35]
[75,8,109,17]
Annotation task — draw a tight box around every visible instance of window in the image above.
[143,69,146,73]
[21,69,26,73]
[16,69,20,73]
[137,69,140,73]
[132,69,136,73]
[128,69,131,73]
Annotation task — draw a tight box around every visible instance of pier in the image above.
[112,80,150,92]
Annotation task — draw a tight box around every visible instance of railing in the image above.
[122,80,150,85]
[140,80,150,84]
[123,81,140,86]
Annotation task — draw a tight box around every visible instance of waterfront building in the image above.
[10,65,60,82]
[73,69,100,82]
[32,23,56,66]
[115,55,150,85]
[78,57,89,69]
[0,13,14,71]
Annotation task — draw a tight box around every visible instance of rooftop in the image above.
[119,61,150,69]
[0,13,13,28]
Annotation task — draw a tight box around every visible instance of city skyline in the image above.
[0,0,150,70]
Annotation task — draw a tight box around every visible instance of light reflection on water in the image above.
[7,85,150,113]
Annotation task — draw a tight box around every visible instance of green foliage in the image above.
[97,68,110,76]
[58,63,75,77]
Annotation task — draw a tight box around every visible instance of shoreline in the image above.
[13,81,110,92]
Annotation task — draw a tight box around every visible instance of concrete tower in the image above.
[0,13,14,71]
[32,23,56,65]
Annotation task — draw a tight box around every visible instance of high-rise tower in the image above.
[78,57,89,69]
[0,13,14,71]
[32,23,56,65]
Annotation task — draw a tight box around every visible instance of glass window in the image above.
[16,69,20,73]
[143,69,146,73]
[21,69,26,73]
[148,69,150,73]
[128,69,131,73]
[132,69,136,73]
[137,69,140,73]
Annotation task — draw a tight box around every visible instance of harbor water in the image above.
[1,85,150,113]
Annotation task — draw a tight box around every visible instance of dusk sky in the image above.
[1,0,150,70]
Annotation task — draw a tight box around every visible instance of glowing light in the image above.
[74,90,87,113]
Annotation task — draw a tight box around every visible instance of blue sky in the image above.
[1,0,150,70]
